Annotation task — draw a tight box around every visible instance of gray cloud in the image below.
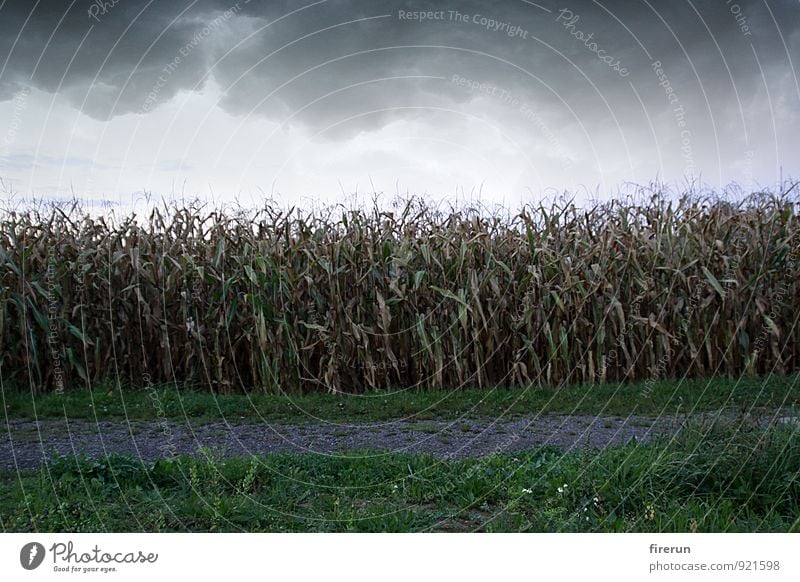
[0,2,795,117]
[0,0,798,189]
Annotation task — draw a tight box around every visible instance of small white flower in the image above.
[521,488,532,494]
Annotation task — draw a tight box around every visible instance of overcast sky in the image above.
[0,0,798,210]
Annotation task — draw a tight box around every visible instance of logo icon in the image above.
[20,542,46,570]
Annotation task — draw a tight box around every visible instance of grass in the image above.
[2,422,798,532]
[3,373,798,424]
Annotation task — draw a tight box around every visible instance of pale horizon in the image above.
[1,1,798,210]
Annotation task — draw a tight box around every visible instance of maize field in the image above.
[1,189,798,394]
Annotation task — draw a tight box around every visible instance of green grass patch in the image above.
[2,423,798,532]
[3,373,799,424]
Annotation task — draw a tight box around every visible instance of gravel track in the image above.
[0,414,700,470]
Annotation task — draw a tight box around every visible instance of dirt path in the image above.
[0,414,676,470]
[1,411,794,470]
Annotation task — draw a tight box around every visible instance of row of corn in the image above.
[0,190,797,393]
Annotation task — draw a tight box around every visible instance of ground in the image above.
[1,374,798,532]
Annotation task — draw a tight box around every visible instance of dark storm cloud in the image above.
[0,0,798,142]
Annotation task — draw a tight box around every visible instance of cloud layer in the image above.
[1,0,798,201]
